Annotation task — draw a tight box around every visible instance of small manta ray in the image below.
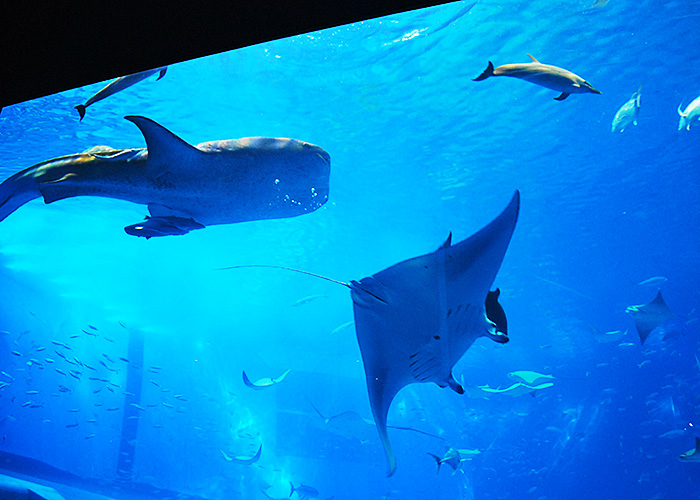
[611,86,641,133]
[507,370,554,386]
[0,116,330,237]
[679,437,700,462]
[221,191,519,475]
[625,289,674,345]
[75,66,167,120]
[428,447,481,475]
[242,369,291,390]
[473,55,601,101]
[220,444,262,464]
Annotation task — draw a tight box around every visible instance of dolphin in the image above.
[679,437,700,462]
[611,86,641,133]
[75,67,167,120]
[242,369,291,390]
[0,116,330,237]
[473,54,601,101]
[678,94,700,131]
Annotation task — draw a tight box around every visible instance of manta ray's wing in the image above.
[626,290,674,345]
[350,191,519,476]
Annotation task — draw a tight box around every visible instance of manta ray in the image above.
[222,191,519,475]
[220,444,262,464]
[75,66,167,120]
[242,369,291,390]
[507,370,554,386]
[0,116,330,237]
[473,54,601,101]
[679,437,700,462]
[625,290,674,345]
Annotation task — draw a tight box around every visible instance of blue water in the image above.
[1,1,700,499]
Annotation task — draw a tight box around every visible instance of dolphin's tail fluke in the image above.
[678,103,688,117]
[427,453,442,475]
[75,104,87,121]
[472,61,495,81]
[0,167,41,223]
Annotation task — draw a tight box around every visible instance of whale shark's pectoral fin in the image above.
[124,216,205,239]
[124,116,204,180]
[554,92,570,101]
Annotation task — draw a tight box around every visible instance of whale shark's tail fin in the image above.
[0,168,41,222]
[472,61,495,81]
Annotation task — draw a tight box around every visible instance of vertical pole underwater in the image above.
[116,326,144,481]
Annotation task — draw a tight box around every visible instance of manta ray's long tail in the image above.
[0,167,41,222]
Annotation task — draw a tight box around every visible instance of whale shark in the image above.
[625,290,674,345]
[612,86,641,133]
[221,191,519,475]
[678,94,700,131]
[75,67,167,120]
[473,55,601,101]
[0,116,330,237]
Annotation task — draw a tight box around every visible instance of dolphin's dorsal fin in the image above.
[527,54,540,63]
[125,116,203,180]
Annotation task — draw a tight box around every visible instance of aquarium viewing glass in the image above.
[1,1,699,499]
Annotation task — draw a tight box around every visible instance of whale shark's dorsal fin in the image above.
[125,116,203,180]
[527,54,540,63]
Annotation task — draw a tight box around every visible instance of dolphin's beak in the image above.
[590,86,602,94]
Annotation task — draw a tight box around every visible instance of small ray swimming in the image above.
[242,369,291,390]
[679,437,700,462]
[222,191,519,475]
[0,116,330,237]
[473,55,601,100]
[220,444,262,465]
[74,66,167,120]
[625,290,674,345]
